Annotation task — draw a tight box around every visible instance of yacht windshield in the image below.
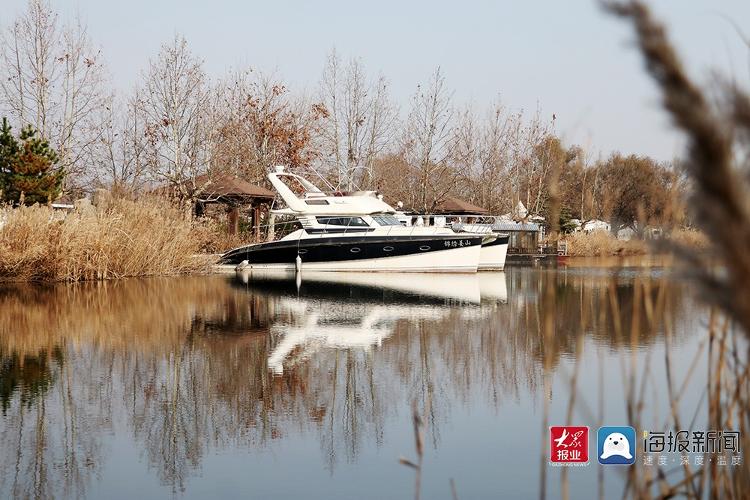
[316,216,369,227]
[372,214,402,226]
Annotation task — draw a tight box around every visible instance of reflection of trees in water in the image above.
[0,278,231,498]
[0,345,111,499]
[118,334,318,493]
[506,268,690,368]
[0,347,61,414]
[0,270,695,496]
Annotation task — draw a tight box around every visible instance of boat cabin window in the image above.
[372,214,402,226]
[316,216,369,227]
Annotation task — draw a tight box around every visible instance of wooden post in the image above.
[253,204,261,241]
[228,205,239,235]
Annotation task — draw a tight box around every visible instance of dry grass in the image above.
[669,227,709,250]
[399,402,425,500]
[189,216,247,254]
[0,199,213,282]
[564,228,708,257]
[565,231,648,257]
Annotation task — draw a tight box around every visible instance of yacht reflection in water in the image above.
[234,270,508,374]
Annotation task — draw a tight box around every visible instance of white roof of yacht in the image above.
[268,166,396,215]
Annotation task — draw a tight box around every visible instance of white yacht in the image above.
[220,167,492,272]
[394,215,509,270]
[452,218,509,270]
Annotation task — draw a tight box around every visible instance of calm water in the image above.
[0,263,708,499]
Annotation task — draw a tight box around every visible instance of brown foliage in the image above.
[212,72,325,187]
[593,153,677,231]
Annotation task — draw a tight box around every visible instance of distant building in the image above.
[433,196,489,216]
[568,218,583,232]
[617,227,636,240]
[582,219,611,233]
[491,221,543,255]
[514,201,528,219]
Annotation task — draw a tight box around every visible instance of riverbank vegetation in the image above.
[565,231,647,257]
[0,199,215,282]
[563,228,707,257]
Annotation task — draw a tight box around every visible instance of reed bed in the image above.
[564,229,706,257]
[0,199,212,282]
[565,231,648,257]
[189,216,249,254]
[668,228,709,250]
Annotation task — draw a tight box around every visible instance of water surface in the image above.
[0,264,707,499]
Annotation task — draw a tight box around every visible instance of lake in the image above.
[0,262,712,499]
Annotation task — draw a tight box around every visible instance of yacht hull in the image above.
[478,234,509,271]
[220,235,483,273]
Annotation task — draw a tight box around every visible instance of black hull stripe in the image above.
[481,234,510,248]
[220,235,483,266]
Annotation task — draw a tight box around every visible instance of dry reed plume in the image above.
[0,198,211,282]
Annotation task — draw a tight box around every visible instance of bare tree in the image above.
[212,69,324,185]
[137,35,211,200]
[401,67,455,211]
[0,0,110,192]
[87,91,148,195]
[448,106,479,202]
[509,110,552,214]
[451,101,524,214]
[318,50,396,191]
[477,103,525,214]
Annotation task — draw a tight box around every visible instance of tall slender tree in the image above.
[137,35,210,201]
[318,50,396,190]
[401,67,455,211]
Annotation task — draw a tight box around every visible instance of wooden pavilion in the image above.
[433,196,489,216]
[192,173,275,239]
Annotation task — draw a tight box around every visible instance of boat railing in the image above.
[234,212,511,247]
[403,214,510,234]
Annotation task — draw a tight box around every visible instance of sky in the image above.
[2,0,750,162]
